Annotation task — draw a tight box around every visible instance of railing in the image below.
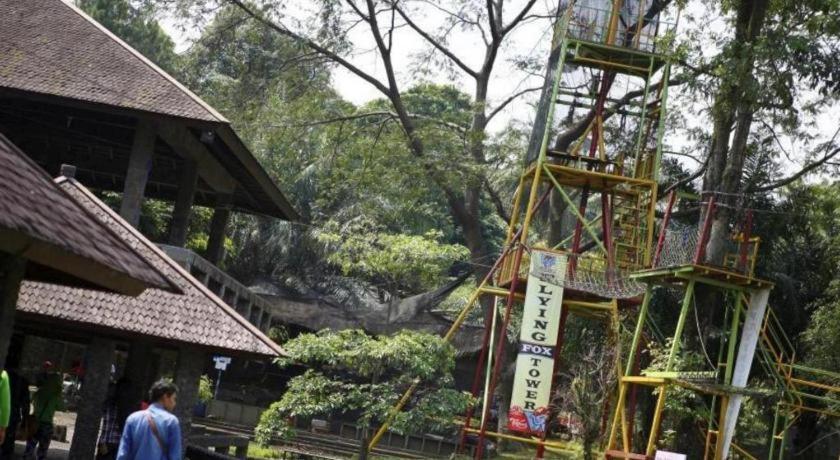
[158,244,276,332]
[564,1,677,54]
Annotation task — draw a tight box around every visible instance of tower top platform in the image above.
[561,1,677,77]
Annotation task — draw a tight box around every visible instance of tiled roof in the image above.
[0,133,174,295]
[0,0,224,122]
[17,177,285,357]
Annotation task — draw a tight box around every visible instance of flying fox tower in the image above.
[368,0,680,457]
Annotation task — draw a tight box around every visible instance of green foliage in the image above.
[317,220,469,294]
[255,329,473,444]
[77,0,179,73]
[644,339,708,449]
[247,442,282,459]
[198,375,214,403]
[803,280,840,373]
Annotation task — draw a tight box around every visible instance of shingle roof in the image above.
[0,0,300,221]
[17,177,285,357]
[0,0,224,122]
[0,133,175,295]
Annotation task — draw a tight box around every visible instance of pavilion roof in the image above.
[17,176,286,357]
[0,0,298,220]
[0,133,176,296]
[0,0,222,122]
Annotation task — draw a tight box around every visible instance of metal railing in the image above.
[564,1,676,54]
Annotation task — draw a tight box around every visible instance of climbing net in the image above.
[519,249,646,299]
[655,223,700,268]
[654,223,759,275]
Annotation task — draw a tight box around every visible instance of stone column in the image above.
[120,119,156,228]
[168,159,199,247]
[0,255,26,369]
[175,346,207,451]
[206,194,233,265]
[118,340,152,426]
[69,338,115,460]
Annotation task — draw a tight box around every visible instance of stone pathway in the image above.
[7,411,75,460]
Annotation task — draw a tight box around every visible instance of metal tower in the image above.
[368,0,679,456]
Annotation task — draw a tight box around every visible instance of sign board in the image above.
[654,451,686,460]
[507,250,567,435]
[213,356,232,371]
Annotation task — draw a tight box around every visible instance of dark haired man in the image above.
[116,380,181,460]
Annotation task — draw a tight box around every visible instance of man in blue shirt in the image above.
[116,380,182,460]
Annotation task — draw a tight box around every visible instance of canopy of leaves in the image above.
[77,0,179,73]
[256,329,472,443]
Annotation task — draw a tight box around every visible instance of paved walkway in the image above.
[7,411,75,460]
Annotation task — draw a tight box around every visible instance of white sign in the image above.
[654,451,686,460]
[508,250,567,435]
[213,356,232,371]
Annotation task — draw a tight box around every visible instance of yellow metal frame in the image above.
[367,0,682,455]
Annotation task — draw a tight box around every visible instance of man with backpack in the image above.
[116,380,181,460]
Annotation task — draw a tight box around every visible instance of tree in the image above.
[561,343,615,460]
[255,329,472,459]
[168,0,548,282]
[77,0,180,73]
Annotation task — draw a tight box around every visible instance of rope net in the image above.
[500,248,646,299]
[654,222,759,275]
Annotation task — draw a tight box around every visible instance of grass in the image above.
[248,442,283,459]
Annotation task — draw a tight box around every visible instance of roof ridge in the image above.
[54,175,285,357]
[58,0,229,124]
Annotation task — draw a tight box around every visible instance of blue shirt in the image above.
[116,403,182,460]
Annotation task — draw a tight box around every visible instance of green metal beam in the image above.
[541,164,608,254]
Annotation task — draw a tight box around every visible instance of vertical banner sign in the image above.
[508,250,567,435]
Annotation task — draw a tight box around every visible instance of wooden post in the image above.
[0,255,26,369]
[175,346,208,455]
[120,119,156,228]
[168,159,199,247]
[206,194,233,265]
[69,338,115,460]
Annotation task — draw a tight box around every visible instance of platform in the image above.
[630,264,774,290]
[566,39,668,77]
[525,162,656,192]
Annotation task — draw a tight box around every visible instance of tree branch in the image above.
[300,110,468,134]
[663,153,711,195]
[749,146,840,192]
[392,4,479,78]
[486,86,542,122]
[500,0,537,35]
[483,178,510,223]
[225,0,391,96]
[486,0,500,39]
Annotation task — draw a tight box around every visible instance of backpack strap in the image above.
[145,411,169,459]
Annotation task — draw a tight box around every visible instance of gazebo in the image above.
[0,0,298,264]
[0,131,177,370]
[15,169,284,458]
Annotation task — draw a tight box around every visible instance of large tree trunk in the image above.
[696,0,769,342]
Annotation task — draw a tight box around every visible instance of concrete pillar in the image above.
[69,338,115,460]
[174,346,207,450]
[206,194,233,265]
[168,159,199,247]
[0,256,25,369]
[118,340,152,426]
[719,288,771,458]
[120,120,156,227]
